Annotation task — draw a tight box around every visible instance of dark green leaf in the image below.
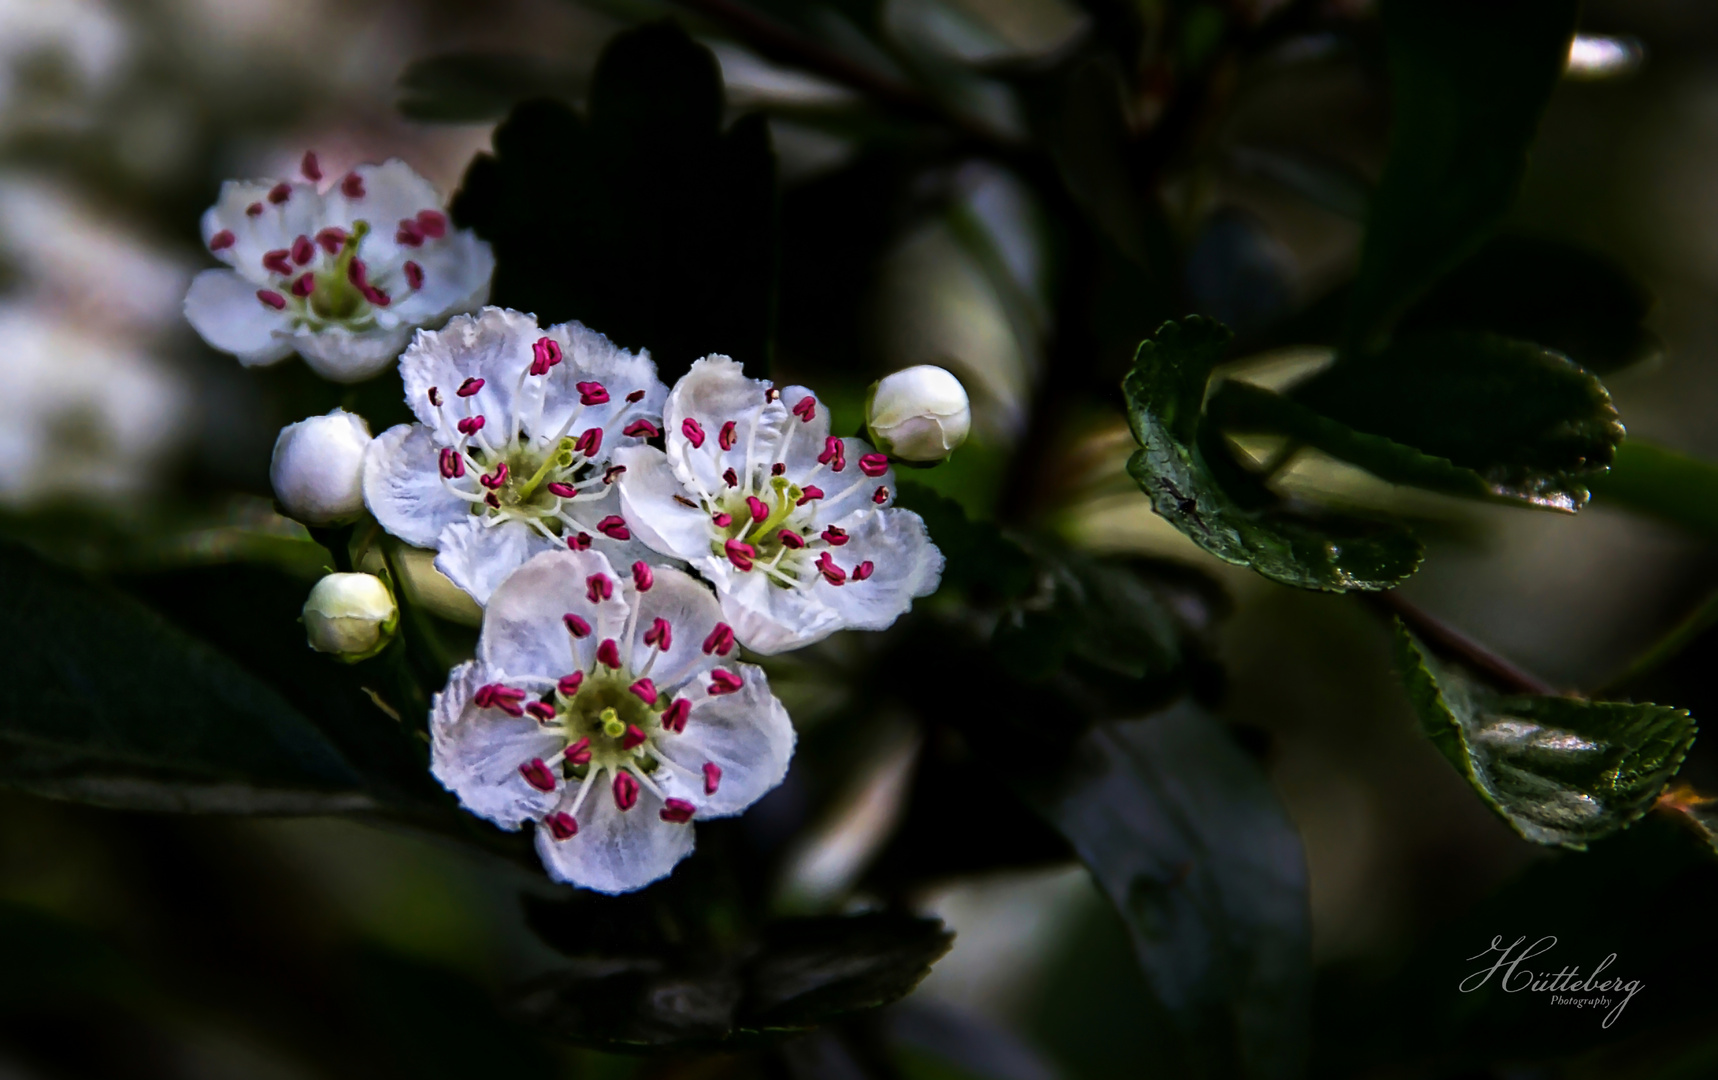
[396,52,585,122]
[1345,0,1578,350]
[1399,234,1660,375]
[0,542,374,813]
[1018,702,1311,1080]
[510,912,951,1051]
[1393,620,1696,848]
[1590,439,1718,541]
[743,913,954,1030]
[993,546,1187,681]
[1122,316,1423,591]
[1208,379,1492,499]
[1292,332,1623,511]
[452,22,778,382]
[893,482,1033,601]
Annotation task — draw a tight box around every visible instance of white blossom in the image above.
[270,408,372,525]
[303,572,397,659]
[184,155,493,383]
[362,307,669,605]
[865,364,971,462]
[616,357,943,654]
[431,549,795,893]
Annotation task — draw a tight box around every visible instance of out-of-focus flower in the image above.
[865,364,972,462]
[431,549,795,893]
[0,174,191,337]
[0,303,188,507]
[1566,34,1643,81]
[362,307,668,604]
[302,572,397,660]
[184,157,493,382]
[0,0,129,130]
[270,408,372,526]
[616,357,943,654]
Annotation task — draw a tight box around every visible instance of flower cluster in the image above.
[200,155,959,893]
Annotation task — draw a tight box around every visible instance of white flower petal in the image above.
[201,179,323,279]
[528,320,665,451]
[434,517,554,607]
[663,355,792,495]
[322,159,445,265]
[627,566,722,694]
[658,662,795,817]
[183,268,294,367]
[535,778,695,893]
[430,661,564,828]
[480,548,630,680]
[769,381,831,475]
[614,444,718,561]
[362,423,469,547]
[397,306,540,429]
[814,506,943,630]
[295,322,414,383]
[716,563,845,654]
[388,229,494,324]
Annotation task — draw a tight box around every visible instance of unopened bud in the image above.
[303,572,397,660]
[270,409,373,525]
[864,365,971,463]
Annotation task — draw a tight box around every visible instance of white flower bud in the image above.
[271,408,372,525]
[864,365,972,463]
[303,572,398,659]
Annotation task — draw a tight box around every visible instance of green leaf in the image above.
[1207,379,1493,499]
[0,542,374,814]
[396,52,585,122]
[1345,0,1578,350]
[1017,702,1311,1080]
[1122,316,1423,591]
[993,546,1188,682]
[510,912,952,1051]
[1590,439,1718,541]
[1399,234,1660,375]
[1291,332,1623,511]
[1392,620,1696,848]
[744,913,955,1030]
[451,22,778,381]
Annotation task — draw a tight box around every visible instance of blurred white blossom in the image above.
[0,303,189,506]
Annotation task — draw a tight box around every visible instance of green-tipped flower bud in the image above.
[864,365,971,463]
[303,572,397,661]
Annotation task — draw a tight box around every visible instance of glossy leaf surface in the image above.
[1123,317,1422,591]
[1394,621,1695,848]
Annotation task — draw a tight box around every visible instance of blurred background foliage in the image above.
[5,0,1718,1077]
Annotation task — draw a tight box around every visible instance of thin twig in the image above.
[1367,591,1557,697]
